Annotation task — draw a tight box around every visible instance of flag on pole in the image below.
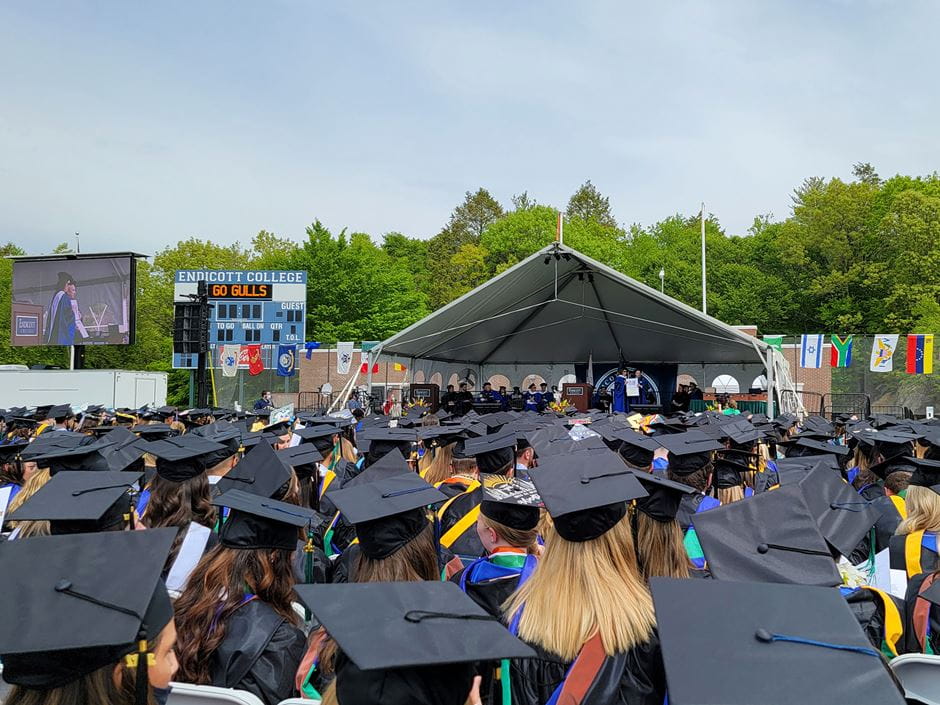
[304,341,321,360]
[800,334,824,368]
[587,352,594,386]
[359,350,369,375]
[870,335,899,372]
[276,344,296,377]
[336,342,354,374]
[221,345,241,377]
[762,335,784,351]
[829,335,853,368]
[393,362,407,372]
[906,334,934,374]
[246,345,264,376]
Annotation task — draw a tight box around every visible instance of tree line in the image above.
[1,162,938,405]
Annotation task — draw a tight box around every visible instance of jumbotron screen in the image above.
[10,255,137,346]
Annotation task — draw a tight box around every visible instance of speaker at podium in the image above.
[561,383,594,412]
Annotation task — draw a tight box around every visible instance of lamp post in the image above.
[659,267,665,294]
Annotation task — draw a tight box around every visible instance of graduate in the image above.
[0,439,29,527]
[504,449,666,705]
[889,457,940,587]
[612,368,628,413]
[523,383,541,412]
[172,490,311,704]
[294,581,535,705]
[657,430,724,531]
[0,529,179,705]
[632,473,699,580]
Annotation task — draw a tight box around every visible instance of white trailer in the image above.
[0,369,168,409]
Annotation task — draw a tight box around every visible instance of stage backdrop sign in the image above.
[173,270,307,370]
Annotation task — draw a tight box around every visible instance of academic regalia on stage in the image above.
[208,490,311,703]
[612,373,627,413]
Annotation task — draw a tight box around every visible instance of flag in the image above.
[359,350,369,375]
[762,335,784,351]
[870,335,899,372]
[586,352,594,386]
[829,335,853,368]
[906,334,934,375]
[246,344,263,376]
[393,362,407,372]
[361,341,380,352]
[276,344,296,377]
[221,344,241,377]
[336,342,354,374]
[304,341,321,360]
[800,334,824,368]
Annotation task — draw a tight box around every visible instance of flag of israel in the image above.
[800,334,824,368]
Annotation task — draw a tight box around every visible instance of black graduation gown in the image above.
[844,588,905,655]
[450,566,521,618]
[901,572,940,654]
[210,599,306,705]
[438,487,485,559]
[889,533,940,579]
[676,493,710,532]
[509,636,666,705]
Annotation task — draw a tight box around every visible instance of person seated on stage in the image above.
[510,386,525,410]
[480,382,498,403]
[539,382,555,409]
[441,384,457,413]
[688,381,704,401]
[455,382,474,415]
[523,384,541,412]
[671,383,691,412]
[498,385,510,410]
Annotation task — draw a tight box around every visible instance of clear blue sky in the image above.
[2,1,939,254]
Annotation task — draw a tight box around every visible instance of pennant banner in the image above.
[393,362,407,372]
[276,344,297,377]
[870,335,899,372]
[906,334,934,375]
[800,334,824,368]
[246,344,264,376]
[221,344,241,377]
[336,342,354,375]
[829,335,853,368]
[304,341,321,360]
[762,335,784,351]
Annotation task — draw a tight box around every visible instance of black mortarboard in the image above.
[276,444,323,480]
[0,528,175,690]
[528,450,647,542]
[650,577,906,705]
[693,485,842,586]
[780,436,851,458]
[722,419,761,446]
[27,437,115,475]
[213,488,314,551]
[295,424,340,454]
[868,455,918,481]
[797,464,881,558]
[327,473,446,559]
[293,580,535,670]
[9,470,142,534]
[772,413,798,429]
[45,404,73,421]
[0,439,28,461]
[905,457,940,493]
[609,428,661,468]
[19,431,91,461]
[145,435,228,482]
[216,441,292,499]
[462,428,516,473]
[713,454,750,489]
[359,426,417,465]
[801,415,835,436]
[634,473,696,523]
[658,430,724,475]
[130,423,178,440]
[479,476,542,530]
[341,449,412,487]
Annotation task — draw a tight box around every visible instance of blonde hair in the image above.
[320,682,338,705]
[897,485,940,534]
[504,514,654,660]
[420,443,455,485]
[340,437,358,463]
[7,468,51,538]
[635,511,691,580]
[717,485,745,505]
[480,513,539,554]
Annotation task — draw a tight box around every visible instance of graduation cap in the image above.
[191,421,244,464]
[276,444,323,480]
[360,427,418,464]
[722,419,761,446]
[19,431,89,461]
[479,476,542,530]
[9,470,142,534]
[215,442,292,499]
[461,428,516,473]
[657,430,724,475]
[608,428,662,468]
[693,485,842,586]
[905,457,940,493]
[153,405,177,419]
[0,439,28,462]
[130,423,178,441]
[45,404,73,421]
[341,449,412,487]
[0,528,176,693]
[213,488,315,551]
[327,473,446,558]
[293,581,535,705]
[295,424,341,454]
[868,455,918,480]
[772,413,798,429]
[713,454,750,490]
[27,436,116,475]
[780,436,851,458]
[797,464,882,558]
[801,415,835,436]
[528,450,647,542]
[649,577,906,705]
[634,473,696,523]
[145,435,229,482]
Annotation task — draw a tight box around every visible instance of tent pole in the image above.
[765,346,775,418]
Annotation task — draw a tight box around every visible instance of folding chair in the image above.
[890,653,940,705]
[166,682,265,705]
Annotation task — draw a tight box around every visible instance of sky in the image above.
[2,1,940,254]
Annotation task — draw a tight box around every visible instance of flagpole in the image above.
[701,202,707,315]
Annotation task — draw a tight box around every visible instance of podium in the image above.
[562,383,594,412]
[409,383,440,412]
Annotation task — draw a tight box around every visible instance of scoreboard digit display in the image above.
[172,270,307,370]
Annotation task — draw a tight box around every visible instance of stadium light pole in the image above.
[659,267,665,294]
[700,202,707,314]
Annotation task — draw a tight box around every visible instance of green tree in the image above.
[566,180,617,228]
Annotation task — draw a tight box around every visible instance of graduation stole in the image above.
[889,494,907,520]
[435,480,481,549]
[904,531,938,578]
[858,587,903,658]
[546,632,608,705]
[460,549,534,591]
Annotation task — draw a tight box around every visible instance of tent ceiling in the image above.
[379,244,767,366]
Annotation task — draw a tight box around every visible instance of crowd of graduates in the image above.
[0,397,939,705]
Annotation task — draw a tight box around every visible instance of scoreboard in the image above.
[172,270,307,370]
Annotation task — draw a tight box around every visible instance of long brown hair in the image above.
[635,510,692,580]
[420,443,455,485]
[0,459,23,487]
[143,473,217,566]
[355,521,439,583]
[174,544,298,684]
